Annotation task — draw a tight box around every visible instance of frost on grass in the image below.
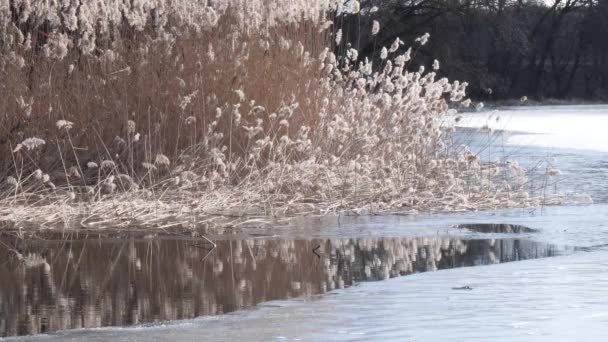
[0,1,568,229]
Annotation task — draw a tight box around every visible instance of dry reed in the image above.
[0,1,570,230]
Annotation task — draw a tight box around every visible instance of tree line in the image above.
[349,0,608,101]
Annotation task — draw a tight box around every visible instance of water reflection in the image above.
[0,233,562,337]
[456,223,538,233]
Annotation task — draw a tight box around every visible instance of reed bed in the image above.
[0,1,568,230]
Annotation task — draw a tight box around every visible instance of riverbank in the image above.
[8,104,603,232]
[476,98,605,110]
[0,173,558,232]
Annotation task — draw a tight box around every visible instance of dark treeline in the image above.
[348,0,608,101]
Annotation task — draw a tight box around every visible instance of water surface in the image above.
[0,232,563,337]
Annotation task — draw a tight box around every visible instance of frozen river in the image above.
[3,105,608,341]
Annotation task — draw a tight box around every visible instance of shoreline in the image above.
[0,188,571,233]
[477,98,606,110]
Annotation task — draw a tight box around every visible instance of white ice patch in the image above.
[458,105,608,153]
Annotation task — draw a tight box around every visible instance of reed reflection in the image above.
[0,233,560,337]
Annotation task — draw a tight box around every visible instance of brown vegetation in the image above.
[0,1,555,229]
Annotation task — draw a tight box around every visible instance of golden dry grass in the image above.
[0,1,566,230]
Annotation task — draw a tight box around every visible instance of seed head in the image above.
[432,59,440,70]
[350,0,360,14]
[142,162,157,170]
[389,38,401,53]
[21,137,46,151]
[101,160,116,170]
[415,33,431,46]
[371,21,380,35]
[56,120,74,130]
[335,29,342,45]
[6,176,18,186]
[235,89,245,102]
[185,116,197,125]
[380,47,388,60]
[68,166,81,178]
[155,154,170,166]
[127,120,136,134]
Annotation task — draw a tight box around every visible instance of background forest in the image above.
[356,0,608,100]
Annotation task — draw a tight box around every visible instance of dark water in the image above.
[456,223,538,233]
[0,232,564,337]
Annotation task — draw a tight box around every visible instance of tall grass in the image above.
[0,1,552,228]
